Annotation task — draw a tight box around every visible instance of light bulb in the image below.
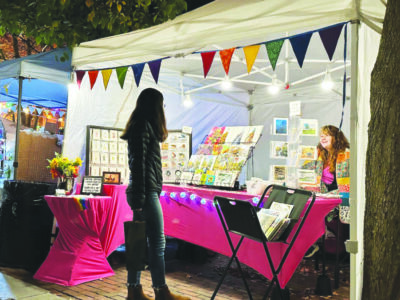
[183,94,193,108]
[221,77,233,90]
[321,72,334,90]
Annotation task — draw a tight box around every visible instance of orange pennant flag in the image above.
[88,70,99,89]
[101,69,113,90]
[219,48,235,75]
[243,45,260,73]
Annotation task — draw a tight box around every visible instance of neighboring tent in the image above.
[68,1,386,299]
[0,48,72,179]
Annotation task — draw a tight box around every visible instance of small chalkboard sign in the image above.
[81,176,104,195]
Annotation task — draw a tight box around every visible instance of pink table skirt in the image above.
[34,184,340,288]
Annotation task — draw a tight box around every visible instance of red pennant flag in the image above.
[219,48,235,75]
[201,51,216,78]
[75,70,86,89]
[88,70,99,89]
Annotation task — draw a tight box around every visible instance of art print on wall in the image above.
[273,118,288,135]
[270,141,288,159]
[271,165,287,182]
[300,119,318,136]
[299,145,318,160]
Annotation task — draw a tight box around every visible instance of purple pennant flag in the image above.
[131,63,145,87]
[75,70,86,89]
[318,24,344,61]
[148,59,162,84]
[289,33,313,68]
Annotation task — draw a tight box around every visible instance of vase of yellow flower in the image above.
[47,152,82,194]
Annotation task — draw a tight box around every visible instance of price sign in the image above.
[81,176,104,195]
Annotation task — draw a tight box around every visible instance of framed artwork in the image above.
[297,169,317,184]
[81,176,104,195]
[270,141,288,159]
[300,119,318,136]
[273,118,288,135]
[103,171,121,184]
[271,165,287,182]
[299,145,318,160]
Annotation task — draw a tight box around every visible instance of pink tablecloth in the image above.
[34,184,340,288]
[34,193,132,286]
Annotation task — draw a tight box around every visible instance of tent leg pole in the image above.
[13,76,23,180]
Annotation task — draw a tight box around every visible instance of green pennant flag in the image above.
[265,40,285,71]
[116,66,129,88]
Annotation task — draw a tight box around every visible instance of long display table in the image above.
[34,184,340,288]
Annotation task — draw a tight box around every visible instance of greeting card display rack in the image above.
[85,125,129,184]
[85,126,191,185]
[180,126,263,189]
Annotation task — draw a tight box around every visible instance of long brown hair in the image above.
[120,88,168,142]
[317,125,349,172]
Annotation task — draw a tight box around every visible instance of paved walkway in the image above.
[0,246,349,300]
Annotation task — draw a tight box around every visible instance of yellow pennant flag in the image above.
[101,69,113,90]
[243,45,260,73]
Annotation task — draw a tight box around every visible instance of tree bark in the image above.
[364,0,400,299]
[12,34,20,59]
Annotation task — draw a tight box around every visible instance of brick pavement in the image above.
[0,247,349,300]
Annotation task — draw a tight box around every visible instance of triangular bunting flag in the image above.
[132,63,145,87]
[116,67,129,89]
[37,108,43,115]
[265,40,284,71]
[29,106,35,113]
[101,69,113,90]
[75,70,86,89]
[243,45,260,73]
[59,111,65,117]
[88,70,99,89]
[148,60,162,84]
[289,33,313,68]
[201,51,216,78]
[219,48,235,75]
[319,24,344,61]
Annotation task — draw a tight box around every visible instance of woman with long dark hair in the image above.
[121,88,190,300]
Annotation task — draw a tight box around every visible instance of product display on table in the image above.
[181,125,263,188]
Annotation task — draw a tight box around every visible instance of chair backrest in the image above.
[258,185,312,221]
[214,196,265,242]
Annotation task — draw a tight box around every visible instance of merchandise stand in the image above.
[212,185,316,300]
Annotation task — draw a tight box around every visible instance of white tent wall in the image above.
[349,23,381,300]
[63,71,249,175]
[248,90,350,181]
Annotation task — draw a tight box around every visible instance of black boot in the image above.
[154,285,191,300]
[127,284,153,300]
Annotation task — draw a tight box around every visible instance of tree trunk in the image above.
[12,34,20,58]
[364,0,400,299]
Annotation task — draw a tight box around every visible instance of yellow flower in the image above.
[47,152,83,179]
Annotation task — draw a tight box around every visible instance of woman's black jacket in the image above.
[124,119,162,209]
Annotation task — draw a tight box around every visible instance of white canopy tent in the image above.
[68,1,386,299]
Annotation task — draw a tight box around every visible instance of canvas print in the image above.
[272,165,287,182]
[101,141,109,153]
[300,119,318,136]
[118,142,127,153]
[90,165,100,176]
[92,140,100,152]
[109,142,118,153]
[273,118,288,135]
[92,128,101,140]
[109,130,118,141]
[297,169,317,184]
[101,129,109,140]
[299,145,318,160]
[270,141,288,159]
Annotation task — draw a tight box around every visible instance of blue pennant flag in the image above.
[289,33,313,68]
[148,60,162,84]
[319,24,344,61]
[131,63,145,87]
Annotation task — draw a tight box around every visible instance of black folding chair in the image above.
[212,184,316,300]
